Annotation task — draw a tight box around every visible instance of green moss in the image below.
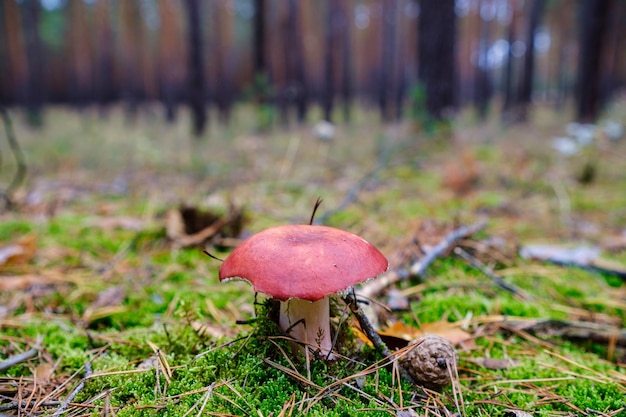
[0,219,34,241]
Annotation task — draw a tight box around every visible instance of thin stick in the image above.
[0,107,27,209]
[52,362,92,417]
[0,348,38,372]
[342,293,416,386]
[359,220,488,299]
[454,247,533,300]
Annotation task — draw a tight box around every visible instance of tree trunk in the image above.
[1,0,28,106]
[517,0,546,120]
[339,0,353,122]
[417,0,456,121]
[474,0,492,120]
[379,0,397,122]
[285,0,307,123]
[254,0,267,78]
[159,0,182,122]
[94,0,115,112]
[576,0,612,122]
[68,0,92,107]
[211,0,232,123]
[22,0,44,126]
[184,0,207,137]
[323,0,338,122]
[502,0,520,115]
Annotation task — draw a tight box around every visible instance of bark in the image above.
[474,0,492,120]
[253,0,267,78]
[68,0,92,106]
[379,0,397,122]
[518,0,546,120]
[21,0,44,126]
[1,0,27,105]
[418,0,456,121]
[94,0,115,109]
[285,0,307,123]
[576,0,612,122]
[118,1,142,119]
[323,0,339,122]
[339,0,353,122]
[211,0,232,123]
[159,0,183,122]
[184,0,207,137]
[502,0,520,114]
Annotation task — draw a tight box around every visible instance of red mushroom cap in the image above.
[219,225,388,301]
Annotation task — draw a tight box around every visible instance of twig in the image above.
[358,220,488,299]
[52,362,92,417]
[453,247,533,300]
[477,316,626,347]
[0,107,27,209]
[0,401,61,412]
[0,348,38,372]
[342,293,417,386]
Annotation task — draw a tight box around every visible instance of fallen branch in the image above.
[478,316,626,347]
[358,220,488,300]
[52,362,92,417]
[0,107,27,210]
[454,247,533,300]
[0,348,38,372]
[342,293,417,386]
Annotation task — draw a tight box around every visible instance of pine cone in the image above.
[401,334,457,389]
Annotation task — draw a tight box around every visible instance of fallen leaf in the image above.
[0,234,37,266]
[380,321,423,341]
[34,362,55,384]
[358,320,473,350]
[419,321,473,346]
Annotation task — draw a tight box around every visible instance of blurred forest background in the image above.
[0,0,625,135]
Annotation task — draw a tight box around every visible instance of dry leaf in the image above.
[356,320,473,350]
[380,321,423,341]
[0,234,37,266]
[419,321,472,346]
[34,362,55,383]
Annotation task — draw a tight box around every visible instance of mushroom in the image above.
[219,224,388,359]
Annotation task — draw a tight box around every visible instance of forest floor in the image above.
[1,102,625,416]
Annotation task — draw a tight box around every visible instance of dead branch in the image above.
[52,362,92,417]
[0,107,27,210]
[358,220,488,300]
[481,317,626,347]
[342,293,417,386]
[454,247,533,300]
[0,348,38,372]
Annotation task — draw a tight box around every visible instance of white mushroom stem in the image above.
[279,297,335,359]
